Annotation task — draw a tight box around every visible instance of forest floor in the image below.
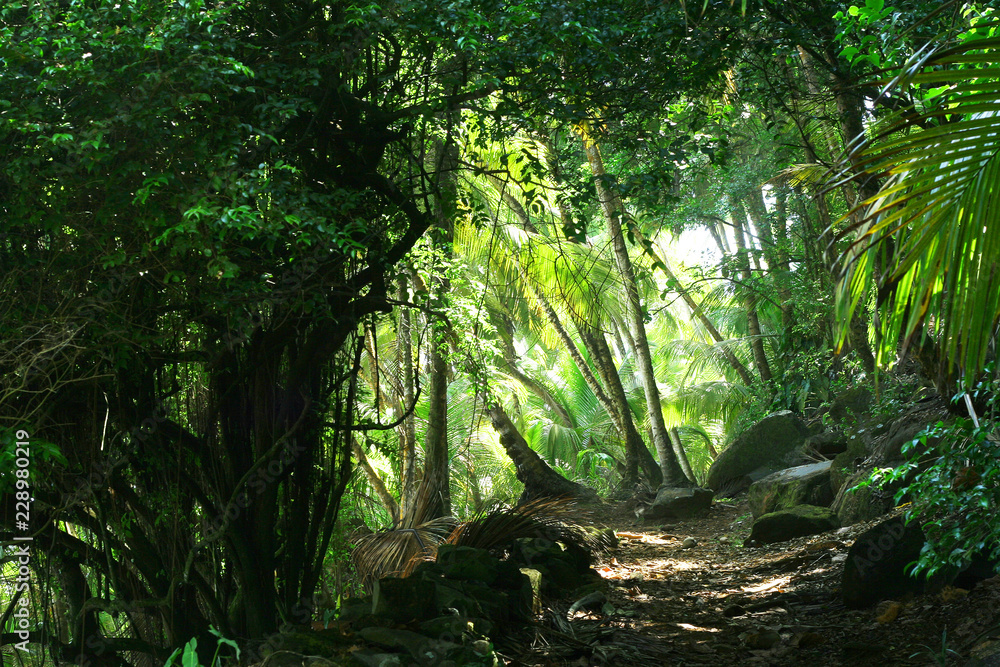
[500,498,1000,667]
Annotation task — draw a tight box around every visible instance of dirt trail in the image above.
[505,499,1000,666]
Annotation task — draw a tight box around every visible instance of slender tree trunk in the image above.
[420,132,459,521]
[661,255,755,386]
[526,275,660,488]
[501,336,575,428]
[577,320,649,488]
[353,439,400,525]
[537,130,660,488]
[772,189,795,333]
[668,428,696,484]
[583,137,689,487]
[744,189,792,324]
[731,202,774,384]
[625,217,755,386]
[397,273,418,520]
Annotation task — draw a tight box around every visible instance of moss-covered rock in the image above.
[747,461,833,518]
[436,544,499,584]
[829,433,868,496]
[706,411,810,492]
[508,537,600,596]
[831,468,897,526]
[829,387,872,422]
[747,504,839,545]
[639,486,714,522]
[371,577,438,624]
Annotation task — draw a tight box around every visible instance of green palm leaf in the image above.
[835,30,1000,387]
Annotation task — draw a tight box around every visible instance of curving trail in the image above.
[507,499,1000,666]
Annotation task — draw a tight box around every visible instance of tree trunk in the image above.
[668,428,696,484]
[744,189,793,326]
[620,215,755,386]
[502,351,575,428]
[397,273,418,520]
[731,202,774,384]
[583,137,690,487]
[576,320,652,488]
[353,438,400,525]
[486,402,597,503]
[419,130,459,521]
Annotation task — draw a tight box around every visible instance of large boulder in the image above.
[828,387,872,422]
[638,486,714,523]
[829,434,869,496]
[508,537,601,597]
[843,515,1000,608]
[804,430,849,459]
[372,577,439,623]
[869,396,949,464]
[842,516,930,608]
[830,468,897,526]
[747,461,833,518]
[747,505,839,545]
[707,411,810,493]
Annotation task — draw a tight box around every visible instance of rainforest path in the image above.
[500,499,1000,666]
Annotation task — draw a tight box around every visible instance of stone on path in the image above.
[747,504,839,545]
[706,411,810,493]
[638,486,714,523]
[747,460,833,518]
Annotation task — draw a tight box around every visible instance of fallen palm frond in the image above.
[351,496,608,589]
[351,515,456,587]
[446,496,598,553]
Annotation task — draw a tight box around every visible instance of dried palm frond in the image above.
[446,496,602,555]
[351,496,609,589]
[351,515,455,588]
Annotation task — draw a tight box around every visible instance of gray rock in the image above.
[830,468,896,526]
[748,504,839,545]
[518,567,542,615]
[747,460,833,518]
[841,516,929,609]
[870,397,948,464]
[640,486,714,522]
[843,515,1000,609]
[829,431,870,496]
[804,430,849,458]
[829,387,872,422]
[706,411,810,492]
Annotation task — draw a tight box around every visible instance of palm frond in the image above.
[352,516,457,587]
[446,496,599,553]
[352,497,604,588]
[769,163,833,190]
[835,32,1000,386]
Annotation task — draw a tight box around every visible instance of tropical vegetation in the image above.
[1,0,998,665]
